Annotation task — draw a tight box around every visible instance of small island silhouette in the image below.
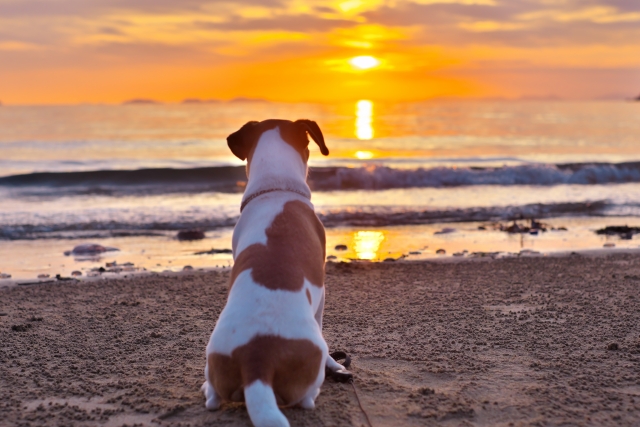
[122,98,160,105]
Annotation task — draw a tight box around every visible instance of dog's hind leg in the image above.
[314,289,346,373]
[244,381,289,427]
[202,364,221,410]
[313,287,326,330]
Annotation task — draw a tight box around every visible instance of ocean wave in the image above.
[2,162,640,195]
[309,162,640,190]
[0,167,247,195]
[0,201,614,240]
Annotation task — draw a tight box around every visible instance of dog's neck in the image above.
[241,128,311,210]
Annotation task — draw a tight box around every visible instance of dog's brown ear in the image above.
[227,121,259,160]
[296,119,329,156]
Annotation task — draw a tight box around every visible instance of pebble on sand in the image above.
[519,249,541,256]
[436,249,446,255]
[334,244,348,251]
[327,255,338,260]
[0,273,11,279]
[183,265,194,271]
[71,271,82,276]
[37,274,50,279]
[603,243,616,248]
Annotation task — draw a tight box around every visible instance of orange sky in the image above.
[0,0,639,104]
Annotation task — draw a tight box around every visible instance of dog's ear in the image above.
[227,121,259,160]
[295,119,329,156]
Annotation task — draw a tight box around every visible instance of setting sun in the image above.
[349,56,380,70]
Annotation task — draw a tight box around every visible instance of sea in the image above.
[1,99,639,280]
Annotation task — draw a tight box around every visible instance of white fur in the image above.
[244,381,290,427]
[203,126,343,425]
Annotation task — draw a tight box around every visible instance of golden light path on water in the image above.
[356,99,374,141]
[353,230,385,260]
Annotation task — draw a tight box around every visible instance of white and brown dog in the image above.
[202,119,347,427]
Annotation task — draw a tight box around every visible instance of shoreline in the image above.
[2,254,640,426]
[1,215,639,282]
[3,246,640,289]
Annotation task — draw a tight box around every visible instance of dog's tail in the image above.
[244,380,289,427]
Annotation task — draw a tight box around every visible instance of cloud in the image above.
[0,0,285,17]
[197,14,356,32]
[359,0,640,47]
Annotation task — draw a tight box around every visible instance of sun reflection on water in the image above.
[356,100,374,140]
[355,150,374,159]
[353,230,385,260]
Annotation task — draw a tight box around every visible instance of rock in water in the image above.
[177,230,205,241]
[64,244,119,256]
[193,248,232,255]
[596,225,640,237]
[434,227,456,235]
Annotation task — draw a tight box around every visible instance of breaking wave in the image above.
[2,161,640,195]
[0,201,620,240]
[309,161,640,190]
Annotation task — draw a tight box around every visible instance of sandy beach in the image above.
[2,254,640,426]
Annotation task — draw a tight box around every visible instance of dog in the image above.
[202,119,348,427]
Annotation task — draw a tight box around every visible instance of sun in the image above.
[349,56,380,70]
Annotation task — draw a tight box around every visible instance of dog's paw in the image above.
[325,357,345,373]
[299,396,315,409]
[202,381,221,410]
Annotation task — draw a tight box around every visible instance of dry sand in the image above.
[2,254,640,427]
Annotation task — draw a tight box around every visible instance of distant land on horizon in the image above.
[122,99,161,105]
[2,94,639,107]
[181,98,221,104]
[122,97,270,105]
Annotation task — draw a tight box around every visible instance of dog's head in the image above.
[227,119,329,163]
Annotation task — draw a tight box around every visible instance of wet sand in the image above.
[2,254,640,426]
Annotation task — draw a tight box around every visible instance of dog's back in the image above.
[205,196,329,426]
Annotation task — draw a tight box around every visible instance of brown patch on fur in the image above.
[208,335,322,406]
[231,200,326,291]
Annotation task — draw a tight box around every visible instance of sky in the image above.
[0,0,639,104]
